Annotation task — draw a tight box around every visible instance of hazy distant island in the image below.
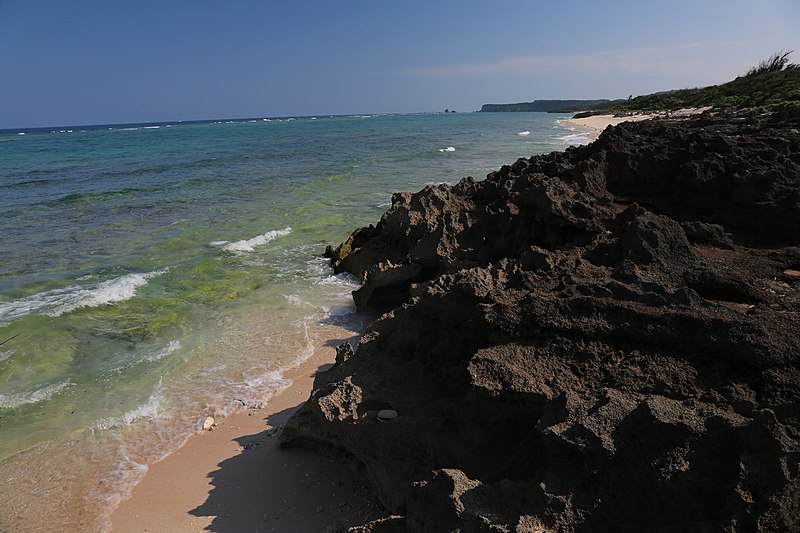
[479,99,615,113]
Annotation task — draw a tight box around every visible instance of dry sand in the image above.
[563,107,711,142]
[111,324,383,533]
[563,113,655,133]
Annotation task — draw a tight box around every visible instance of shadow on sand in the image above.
[188,364,381,532]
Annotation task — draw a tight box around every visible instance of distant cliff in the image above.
[480,99,615,113]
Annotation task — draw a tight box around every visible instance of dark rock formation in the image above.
[284,109,800,532]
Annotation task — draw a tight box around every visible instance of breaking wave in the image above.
[0,270,166,323]
[215,227,292,253]
[0,380,72,409]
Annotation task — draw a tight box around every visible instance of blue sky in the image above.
[1,0,798,128]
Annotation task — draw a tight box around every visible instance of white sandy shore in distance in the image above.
[563,107,712,142]
[111,322,383,532]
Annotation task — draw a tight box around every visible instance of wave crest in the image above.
[217,227,292,253]
[0,270,166,323]
[0,380,72,409]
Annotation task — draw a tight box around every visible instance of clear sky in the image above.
[1,0,798,128]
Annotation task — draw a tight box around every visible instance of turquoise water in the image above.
[0,113,589,531]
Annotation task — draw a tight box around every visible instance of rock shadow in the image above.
[189,371,383,532]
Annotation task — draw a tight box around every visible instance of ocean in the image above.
[0,112,591,531]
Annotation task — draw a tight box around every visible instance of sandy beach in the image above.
[563,108,711,141]
[563,113,654,132]
[111,322,384,533]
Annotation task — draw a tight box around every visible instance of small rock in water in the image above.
[377,409,398,422]
[202,416,215,431]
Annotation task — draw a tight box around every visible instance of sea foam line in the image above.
[0,380,72,409]
[0,270,166,323]
[215,227,292,253]
[141,340,181,363]
[95,383,163,431]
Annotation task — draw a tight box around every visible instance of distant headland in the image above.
[479,99,614,113]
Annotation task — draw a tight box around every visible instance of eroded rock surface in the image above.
[284,109,800,532]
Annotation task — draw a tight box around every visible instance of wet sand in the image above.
[112,328,383,532]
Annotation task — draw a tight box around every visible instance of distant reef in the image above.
[480,100,616,113]
[282,107,800,532]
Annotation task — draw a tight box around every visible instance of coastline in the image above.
[111,320,384,532]
[105,113,649,532]
[561,113,656,142]
[562,107,711,141]
[0,113,578,533]
[278,108,800,530]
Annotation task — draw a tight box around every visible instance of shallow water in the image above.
[0,112,589,531]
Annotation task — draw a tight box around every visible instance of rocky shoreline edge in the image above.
[281,108,800,532]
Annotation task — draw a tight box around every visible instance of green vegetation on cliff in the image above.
[486,51,800,116]
[608,51,800,113]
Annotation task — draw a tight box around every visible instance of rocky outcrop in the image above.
[283,109,800,532]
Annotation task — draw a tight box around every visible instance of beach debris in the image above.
[377,409,398,422]
[202,416,215,431]
[784,268,800,277]
[0,334,19,347]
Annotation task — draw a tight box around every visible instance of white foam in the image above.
[221,227,292,253]
[517,131,530,136]
[324,304,356,317]
[17,132,25,136]
[239,370,290,407]
[284,294,311,307]
[95,388,162,430]
[556,132,592,145]
[84,448,149,526]
[314,271,359,288]
[0,380,72,409]
[0,270,166,322]
[143,126,160,129]
[0,349,13,363]
[438,146,456,152]
[142,340,181,363]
